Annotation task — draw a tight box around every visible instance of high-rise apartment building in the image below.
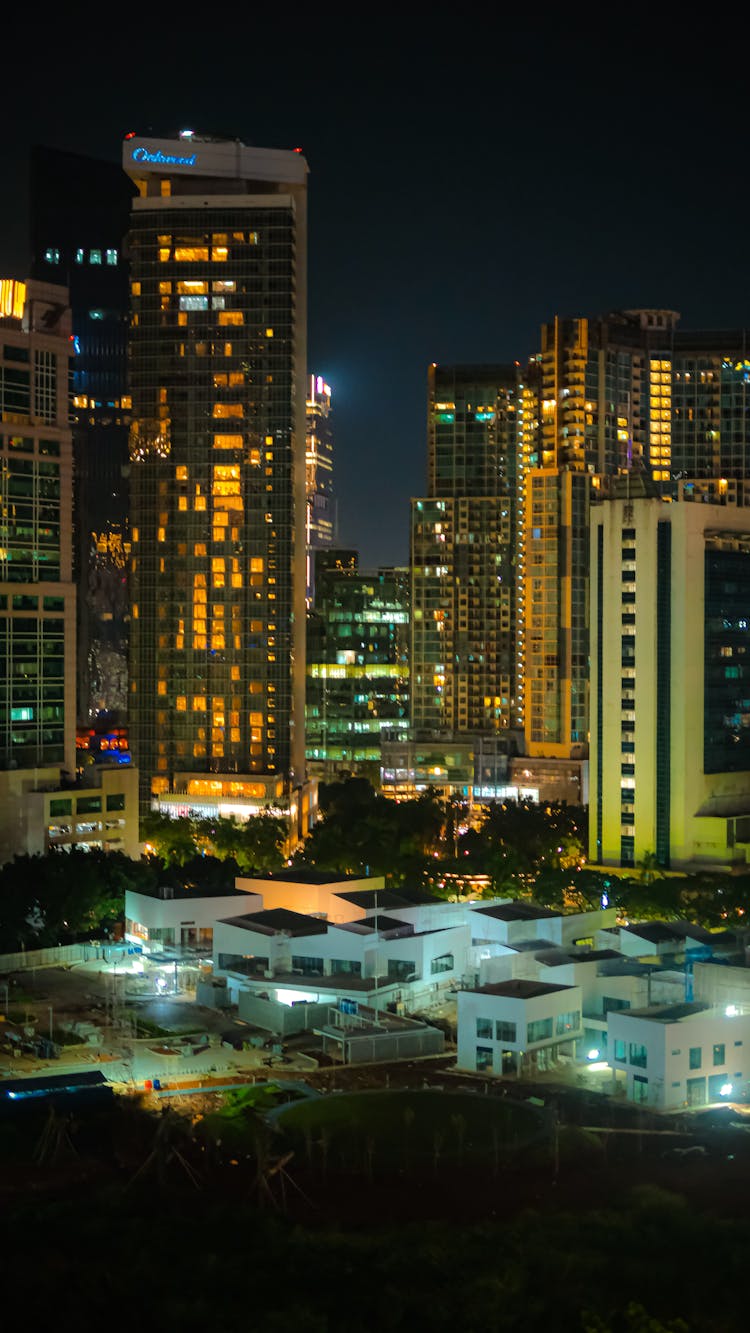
[524,311,750,761]
[124,132,312,828]
[590,488,750,872]
[30,146,135,722]
[411,364,521,737]
[306,549,409,781]
[305,374,335,598]
[0,279,75,776]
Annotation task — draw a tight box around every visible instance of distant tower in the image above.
[29,145,135,723]
[410,363,522,737]
[305,374,335,600]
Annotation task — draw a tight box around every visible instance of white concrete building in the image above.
[457,979,583,1076]
[607,1002,750,1109]
[125,881,261,952]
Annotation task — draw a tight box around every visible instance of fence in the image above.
[0,941,100,973]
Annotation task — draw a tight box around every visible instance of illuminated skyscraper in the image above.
[124,132,312,829]
[524,311,750,761]
[305,374,335,598]
[411,364,521,737]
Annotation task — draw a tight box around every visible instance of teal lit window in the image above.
[44,248,60,264]
[105,249,118,265]
[75,248,85,264]
[90,249,102,264]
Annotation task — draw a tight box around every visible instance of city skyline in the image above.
[4,15,750,569]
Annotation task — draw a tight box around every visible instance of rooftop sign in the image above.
[131,146,197,167]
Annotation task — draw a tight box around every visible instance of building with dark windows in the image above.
[410,363,522,740]
[589,488,750,872]
[124,132,315,835]
[29,146,136,723]
[306,549,409,782]
[305,374,335,599]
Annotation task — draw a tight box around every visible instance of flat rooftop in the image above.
[130,882,252,902]
[465,979,575,1000]
[241,870,368,886]
[216,908,328,938]
[473,901,560,923]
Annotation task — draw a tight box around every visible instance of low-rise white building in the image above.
[457,979,583,1076]
[607,1002,750,1109]
[125,882,261,952]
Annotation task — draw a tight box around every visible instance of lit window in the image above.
[174,247,209,262]
[90,249,102,264]
[265,328,274,338]
[212,403,243,418]
[177,280,208,294]
[218,311,243,326]
[192,696,207,711]
[157,681,167,696]
[176,696,187,711]
[44,247,60,264]
[106,249,118,265]
[212,246,228,262]
[213,434,243,450]
[179,296,208,311]
[75,248,85,264]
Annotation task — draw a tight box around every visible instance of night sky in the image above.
[4,14,748,568]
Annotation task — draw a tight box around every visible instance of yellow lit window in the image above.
[174,247,209,262]
[230,728,241,743]
[132,604,139,619]
[211,558,225,572]
[176,696,187,711]
[231,666,240,681]
[265,436,274,445]
[193,743,206,757]
[223,342,232,356]
[212,246,228,262]
[177,313,187,326]
[250,557,264,572]
[157,681,167,696]
[157,527,166,542]
[177,280,208,294]
[265,328,274,338]
[249,449,260,465]
[213,434,243,449]
[178,496,188,511]
[249,681,262,694]
[213,373,228,387]
[218,311,243,326]
[211,634,226,650]
[212,403,243,418]
[195,496,206,511]
[231,573,243,588]
[192,696,207,711]
[175,635,184,650]
[160,180,171,198]
[159,249,170,263]
[131,282,141,297]
[159,282,172,295]
[132,528,139,543]
[249,712,264,726]
[228,372,244,386]
[194,543,207,557]
[175,465,188,480]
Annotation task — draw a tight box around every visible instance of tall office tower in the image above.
[411,364,521,738]
[305,374,335,598]
[590,488,750,872]
[0,280,75,776]
[124,132,311,826]
[29,146,136,722]
[306,549,409,782]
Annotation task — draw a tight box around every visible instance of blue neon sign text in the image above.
[131,147,197,167]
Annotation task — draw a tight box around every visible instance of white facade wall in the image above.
[126,888,262,946]
[607,1008,750,1109]
[457,984,582,1076]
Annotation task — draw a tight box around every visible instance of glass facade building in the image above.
[305,374,335,599]
[124,134,308,811]
[0,281,75,775]
[306,549,409,781]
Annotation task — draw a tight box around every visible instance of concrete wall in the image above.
[693,962,750,1011]
[607,1008,750,1109]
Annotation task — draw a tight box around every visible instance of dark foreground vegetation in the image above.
[3,1088,749,1330]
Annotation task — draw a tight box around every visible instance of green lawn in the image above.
[275,1088,544,1169]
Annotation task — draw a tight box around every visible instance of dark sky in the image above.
[4,12,748,567]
